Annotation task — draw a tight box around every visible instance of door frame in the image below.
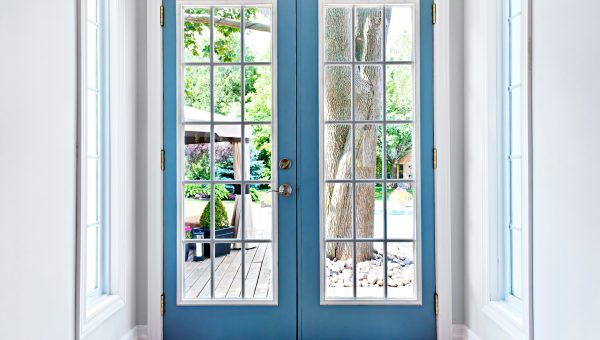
[145,0,454,338]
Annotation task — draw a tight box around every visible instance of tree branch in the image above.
[185,14,271,32]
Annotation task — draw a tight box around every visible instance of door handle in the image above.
[271,184,293,197]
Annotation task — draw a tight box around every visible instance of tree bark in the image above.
[325,8,386,262]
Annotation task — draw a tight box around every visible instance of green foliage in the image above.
[184,66,211,112]
[386,64,413,120]
[249,187,260,202]
[185,153,210,181]
[199,198,230,229]
[184,184,230,200]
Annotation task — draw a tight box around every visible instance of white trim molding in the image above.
[433,0,453,338]
[119,325,149,340]
[453,324,482,340]
[146,0,163,338]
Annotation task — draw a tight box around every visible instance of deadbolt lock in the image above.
[279,158,292,170]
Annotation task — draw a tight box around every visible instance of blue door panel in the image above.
[163,0,297,338]
[297,0,436,338]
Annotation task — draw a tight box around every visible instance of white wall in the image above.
[0,1,143,339]
[0,1,77,339]
[532,1,600,338]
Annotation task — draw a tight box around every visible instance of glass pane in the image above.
[324,7,352,62]
[325,242,354,298]
[211,243,242,299]
[248,125,271,180]
[325,182,353,239]
[355,124,382,179]
[511,229,523,298]
[214,66,242,120]
[386,124,414,179]
[355,7,383,62]
[510,88,522,156]
[183,183,210,232]
[357,242,384,298]
[510,159,522,228]
[245,243,273,298]
[245,66,272,121]
[184,66,211,121]
[87,24,98,88]
[245,184,273,240]
[213,7,241,63]
[87,90,98,156]
[184,125,211,181]
[183,8,211,62]
[183,243,212,299]
[355,183,384,239]
[244,7,272,62]
[511,0,523,16]
[387,242,415,299]
[386,65,414,120]
[385,6,413,61]
[86,225,99,292]
[87,159,98,224]
[214,124,241,180]
[324,65,352,121]
[324,124,352,180]
[510,15,522,85]
[354,65,383,120]
[87,0,97,22]
[386,182,415,239]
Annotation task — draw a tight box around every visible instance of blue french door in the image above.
[163,0,435,338]
[163,0,297,338]
[297,0,436,338]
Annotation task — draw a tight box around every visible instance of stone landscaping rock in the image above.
[326,252,414,289]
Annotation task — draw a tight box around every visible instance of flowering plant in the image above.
[184,225,193,239]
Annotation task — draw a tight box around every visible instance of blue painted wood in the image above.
[165,0,435,337]
[163,0,297,338]
[297,0,436,339]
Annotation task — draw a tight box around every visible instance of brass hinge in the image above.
[434,292,439,316]
[161,149,165,171]
[432,3,437,25]
[160,4,165,27]
[161,293,165,316]
[433,147,437,169]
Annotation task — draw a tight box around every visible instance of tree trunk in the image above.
[325,8,387,262]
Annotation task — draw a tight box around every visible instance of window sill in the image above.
[81,294,125,338]
[482,301,526,339]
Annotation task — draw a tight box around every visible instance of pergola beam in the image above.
[185,14,271,32]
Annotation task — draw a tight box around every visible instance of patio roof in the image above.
[184,106,252,144]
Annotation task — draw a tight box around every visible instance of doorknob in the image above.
[271,184,293,197]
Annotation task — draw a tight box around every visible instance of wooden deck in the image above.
[184,243,273,299]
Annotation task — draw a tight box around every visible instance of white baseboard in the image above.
[120,325,148,340]
[453,324,481,340]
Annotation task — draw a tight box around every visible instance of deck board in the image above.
[184,243,274,300]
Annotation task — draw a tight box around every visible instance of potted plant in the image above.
[192,198,234,258]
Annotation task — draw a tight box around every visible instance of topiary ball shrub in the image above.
[199,198,230,229]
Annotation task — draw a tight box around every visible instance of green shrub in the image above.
[184,184,231,200]
[199,198,230,229]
